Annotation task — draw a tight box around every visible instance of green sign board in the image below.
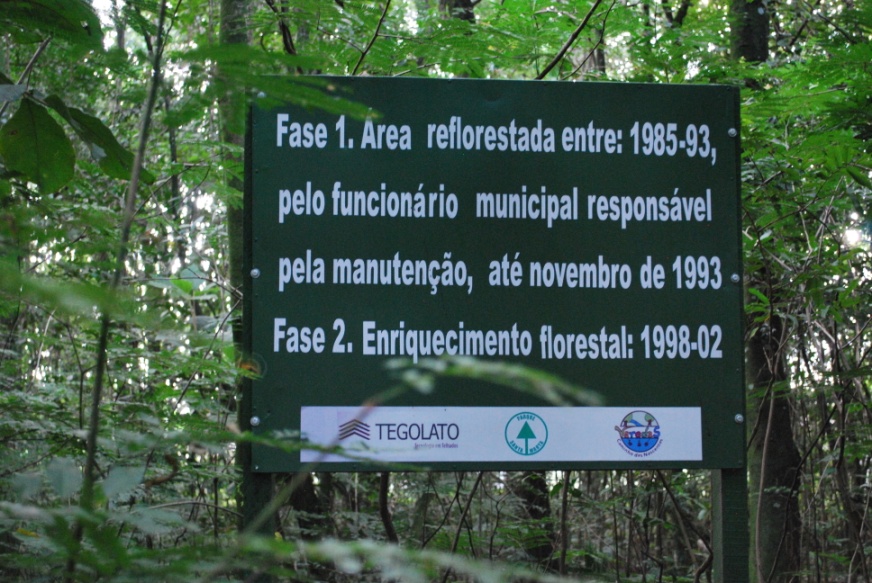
[245,77,743,472]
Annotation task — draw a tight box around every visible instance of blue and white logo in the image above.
[615,411,662,456]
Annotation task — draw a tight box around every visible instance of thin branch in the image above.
[422,472,467,548]
[149,500,243,518]
[169,299,240,417]
[762,388,840,583]
[196,396,404,582]
[264,0,297,55]
[352,0,392,75]
[655,471,711,558]
[64,2,169,581]
[661,0,674,24]
[379,472,399,543]
[563,0,615,80]
[440,471,485,583]
[264,0,305,74]
[564,27,605,79]
[0,37,52,119]
[559,470,571,575]
[674,0,692,25]
[536,0,605,80]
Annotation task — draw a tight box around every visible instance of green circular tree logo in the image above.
[504,412,548,456]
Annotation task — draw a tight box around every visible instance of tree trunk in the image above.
[440,0,475,22]
[731,0,802,578]
[511,470,556,567]
[730,0,769,63]
[287,473,333,539]
[217,0,275,539]
[746,316,802,582]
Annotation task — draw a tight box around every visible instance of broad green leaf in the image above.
[0,0,103,54]
[44,94,155,183]
[177,264,211,292]
[45,457,82,499]
[0,99,75,193]
[0,83,26,102]
[121,1,157,40]
[170,277,194,295]
[101,466,145,499]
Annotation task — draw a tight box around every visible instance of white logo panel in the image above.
[300,407,702,463]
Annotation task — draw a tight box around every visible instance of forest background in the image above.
[1,0,871,581]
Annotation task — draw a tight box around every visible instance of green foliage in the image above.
[0,98,75,193]
[43,95,155,183]
[0,0,103,55]
[0,0,871,580]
